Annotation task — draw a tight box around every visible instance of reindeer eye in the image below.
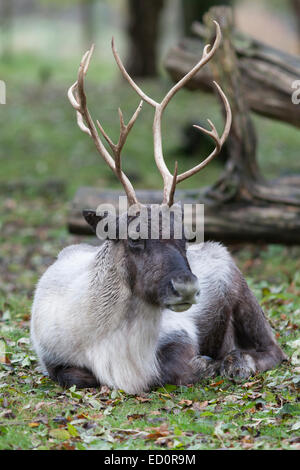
[128,238,145,250]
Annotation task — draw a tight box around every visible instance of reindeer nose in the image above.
[171,276,200,302]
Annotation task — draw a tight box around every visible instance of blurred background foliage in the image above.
[0,0,299,199]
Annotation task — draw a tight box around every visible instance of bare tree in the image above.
[0,0,14,60]
[291,0,300,50]
[78,0,96,50]
[126,0,165,78]
[181,0,232,36]
[38,0,97,50]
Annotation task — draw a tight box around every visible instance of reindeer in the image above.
[30,22,286,394]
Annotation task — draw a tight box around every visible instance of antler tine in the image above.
[96,100,143,176]
[160,21,222,109]
[112,22,230,206]
[67,45,141,206]
[111,22,221,109]
[111,37,159,109]
[176,81,232,184]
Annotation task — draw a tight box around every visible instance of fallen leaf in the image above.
[49,428,71,441]
[145,423,169,440]
[223,394,241,403]
[35,401,54,411]
[60,442,76,450]
[127,413,145,422]
[146,430,170,440]
[242,380,261,389]
[290,421,300,432]
[242,442,254,449]
[135,396,151,403]
[210,380,224,387]
[241,435,254,449]
[192,400,208,411]
[154,437,174,447]
[28,422,40,428]
[1,410,15,419]
[0,339,10,364]
[178,399,193,407]
[67,423,79,437]
[99,385,111,396]
[214,421,225,438]
[90,413,103,419]
[76,413,89,419]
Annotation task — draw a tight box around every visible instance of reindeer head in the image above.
[82,206,199,311]
[68,22,232,312]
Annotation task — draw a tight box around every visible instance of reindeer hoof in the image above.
[220,350,256,380]
[191,355,220,379]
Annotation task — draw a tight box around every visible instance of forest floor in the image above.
[0,43,299,449]
[0,191,299,450]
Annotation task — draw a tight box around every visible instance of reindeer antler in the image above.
[68,45,142,206]
[112,21,232,206]
[68,21,232,207]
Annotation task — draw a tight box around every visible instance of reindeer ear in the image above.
[82,209,104,232]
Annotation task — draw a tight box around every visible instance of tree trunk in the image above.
[79,0,96,51]
[1,0,14,60]
[126,0,165,78]
[181,0,231,36]
[202,6,300,207]
[203,8,260,202]
[291,0,300,51]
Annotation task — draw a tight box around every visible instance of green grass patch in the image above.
[0,193,299,449]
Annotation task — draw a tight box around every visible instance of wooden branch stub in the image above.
[164,22,300,128]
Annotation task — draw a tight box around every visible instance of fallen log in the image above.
[68,186,300,244]
[68,187,199,235]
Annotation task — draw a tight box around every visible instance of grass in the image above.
[0,187,299,451]
[0,45,299,449]
[0,242,299,450]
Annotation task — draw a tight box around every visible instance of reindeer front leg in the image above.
[221,272,288,376]
[216,270,287,379]
[192,294,235,379]
[192,262,287,381]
